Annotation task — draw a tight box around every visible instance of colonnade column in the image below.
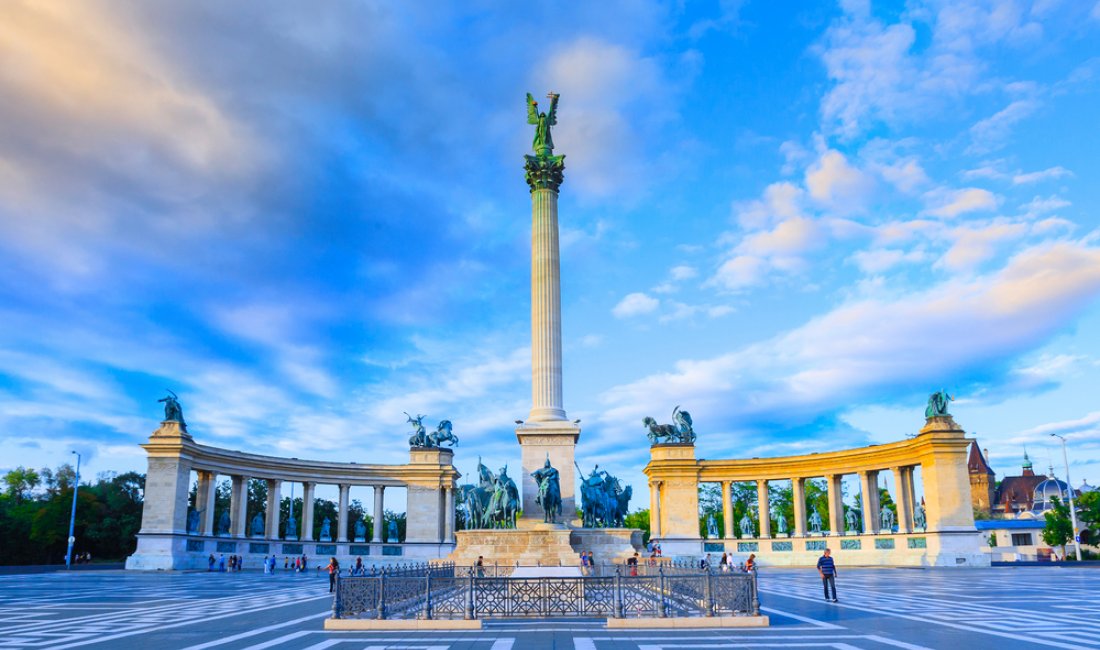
[230,475,250,538]
[337,484,350,543]
[792,478,807,537]
[904,467,920,527]
[198,471,217,535]
[301,482,315,542]
[858,471,876,534]
[826,474,843,536]
[721,481,733,539]
[756,479,771,539]
[266,479,281,539]
[372,486,385,543]
[892,467,912,533]
[444,486,455,542]
[652,482,663,539]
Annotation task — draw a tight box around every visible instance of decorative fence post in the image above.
[332,572,342,619]
[657,565,667,618]
[704,567,714,617]
[424,568,433,620]
[613,565,623,619]
[751,570,760,616]
[464,567,475,620]
[377,571,387,620]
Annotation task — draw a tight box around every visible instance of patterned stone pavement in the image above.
[0,567,1097,649]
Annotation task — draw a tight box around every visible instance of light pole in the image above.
[1050,433,1082,562]
[65,450,82,570]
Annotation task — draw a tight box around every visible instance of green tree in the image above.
[624,509,650,544]
[1042,496,1073,559]
[3,467,40,502]
[1074,491,1099,546]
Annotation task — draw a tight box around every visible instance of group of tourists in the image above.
[705,552,756,573]
[579,550,597,574]
[207,553,312,573]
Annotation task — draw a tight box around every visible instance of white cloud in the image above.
[1020,195,1071,218]
[1013,166,1073,185]
[733,182,804,229]
[670,265,698,281]
[936,221,1029,272]
[968,99,1040,154]
[612,292,659,318]
[709,255,766,291]
[925,188,999,218]
[849,248,926,274]
[804,150,875,211]
[602,241,1100,431]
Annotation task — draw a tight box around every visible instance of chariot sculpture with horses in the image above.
[406,412,458,448]
[643,405,695,444]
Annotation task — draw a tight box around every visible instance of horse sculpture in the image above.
[644,405,695,444]
[428,420,458,447]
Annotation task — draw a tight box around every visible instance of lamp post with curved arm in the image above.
[1050,433,1081,562]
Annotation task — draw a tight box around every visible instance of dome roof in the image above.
[1033,476,1069,504]
[1080,480,1097,494]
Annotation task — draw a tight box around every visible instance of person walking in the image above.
[475,555,485,578]
[817,548,837,602]
[745,553,756,573]
[325,557,340,593]
[628,552,639,576]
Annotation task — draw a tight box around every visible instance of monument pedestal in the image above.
[516,421,580,525]
[448,526,579,567]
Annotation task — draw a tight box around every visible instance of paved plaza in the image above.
[1,567,1098,649]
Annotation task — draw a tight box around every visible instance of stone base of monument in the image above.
[448,523,645,567]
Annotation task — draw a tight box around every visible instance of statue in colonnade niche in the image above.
[775,510,788,535]
[739,510,754,538]
[217,511,230,536]
[808,506,823,533]
[387,519,399,542]
[880,507,895,531]
[250,512,264,537]
[319,517,332,541]
[187,508,202,534]
[643,406,696,444]
[913,504,926,529]
[925,390,953,418]
[286,514,298,538]
[845,508,859,533]
[354,519,367,542]
[706,513,719,539]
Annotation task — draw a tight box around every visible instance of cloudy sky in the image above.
[2,0,1100,508]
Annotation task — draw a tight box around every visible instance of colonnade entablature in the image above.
[644,415,988,567]
[128,420,460,570]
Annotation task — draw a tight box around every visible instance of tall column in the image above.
[230,475,250,538]
[756,479,771,539]
[652,482,663,539]
[826,474,843,536]
[373,485,385,543]
[721,481,733,539]
[196,471,217,535]
[526,161,567,423]
[904,467,920,528]
[444,487,455,542]
[301,482,315,542]
[892,467,912,533]
[792,478,807,537]
[858,471,877,534]
[266,480,281,540]
[337,484,350,543]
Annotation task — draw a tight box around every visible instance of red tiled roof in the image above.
[968,441,994,475]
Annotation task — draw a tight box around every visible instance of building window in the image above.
[1011,533,1032,546]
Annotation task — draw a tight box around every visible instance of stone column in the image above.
[527,179,566,423]
[301,482,315,541]
[372,485,385,543]
[721,481,733,539]
[904,467,920,527]
[652,482,663,539]
[230,475,250,538]
[266,479,281,540]
[196,471,216,535]
[892,467,912,533]
[137,456,192,535]
[826,474,843,536]
[444,487,455,542]
[869,471,882,532]
[337,484,350,543]
[792,478,807,537]
[858,471,876,534]
[756,479,771,539]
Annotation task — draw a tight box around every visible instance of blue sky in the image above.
[2,0,1100,509]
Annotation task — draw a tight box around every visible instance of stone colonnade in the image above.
[127,421,459,570]
[644,415,988,566]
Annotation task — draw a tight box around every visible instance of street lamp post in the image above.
[65,451,82,570]
[1050,434,1082,562]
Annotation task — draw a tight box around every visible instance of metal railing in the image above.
[331,564,759,620]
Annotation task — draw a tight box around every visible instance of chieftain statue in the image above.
[845,507,860,533]
[880,506,896,531]
[406,412,458,448]
[643,406,696,444]
[216,511,231,536]
[706,513,719,539]
[250,512,264,537]
[158,390,185,426]
[531,456,563,524]
[925,390,953,418]
[739,511,754,539]
[459,458,520,529]
[913,503,927,529]
[808,506,824,533]
[577,463,632,528]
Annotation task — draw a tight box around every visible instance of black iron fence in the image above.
[331,564,759,620]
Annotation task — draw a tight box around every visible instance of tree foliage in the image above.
[1041,496,1073,558]
[0,466,144,565]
